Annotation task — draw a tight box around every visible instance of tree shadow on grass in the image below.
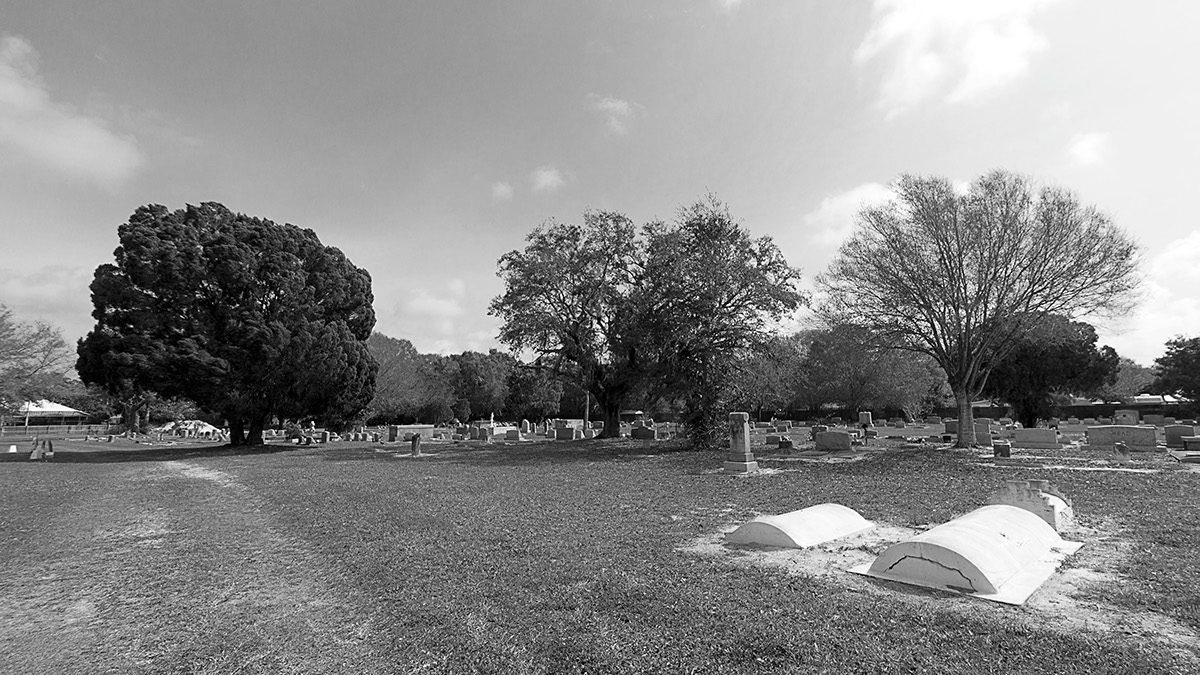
[41,443,303,463]
[314,438,708,467]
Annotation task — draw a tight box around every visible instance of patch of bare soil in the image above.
[678,512,1200,665]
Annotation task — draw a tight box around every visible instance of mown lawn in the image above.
[1,433,1198,674]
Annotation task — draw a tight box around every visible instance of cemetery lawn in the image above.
[1,435,1199,674]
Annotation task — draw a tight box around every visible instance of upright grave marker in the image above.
[723,412,758,474]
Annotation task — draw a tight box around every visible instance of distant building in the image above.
[9,400,88,426]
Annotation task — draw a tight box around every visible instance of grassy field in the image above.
[1,429,1198,674]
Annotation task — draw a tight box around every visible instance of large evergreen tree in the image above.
[77,203,377,445]
[982,316,1119,428]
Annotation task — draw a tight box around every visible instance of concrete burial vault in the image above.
[851,505,1082,605]
[725,503,874,548]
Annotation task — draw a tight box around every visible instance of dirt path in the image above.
[0,460,388,674]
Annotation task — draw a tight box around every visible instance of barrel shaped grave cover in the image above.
[725,503,874,548]
[853,504,1082,604]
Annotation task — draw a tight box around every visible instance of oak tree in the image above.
[818,171,1140,447]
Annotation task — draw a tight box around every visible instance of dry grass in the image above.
[0,429,1197,673]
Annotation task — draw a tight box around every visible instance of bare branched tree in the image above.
[0,302,73,415]
[817,170,1141,447]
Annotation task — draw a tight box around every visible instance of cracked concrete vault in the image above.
[851,504,1083,605]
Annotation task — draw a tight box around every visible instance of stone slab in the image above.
[1085,425,1158,451]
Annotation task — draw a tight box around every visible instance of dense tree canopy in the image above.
[490,198,804,445]
[1097,357,1156,404]
[1153,336,1200,403]
[818,170,1141,447]
[982,316,1119,428]
[77,203,377,444]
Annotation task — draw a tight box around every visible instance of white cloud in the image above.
[0,34,144,186]
[586,94,644,135]
[491,181,514,200]
[1066,132,1109,167]
[0,265,95,341]
[1097,232,1200,365]
[803,182,895,246]
[717,0,744,14]
[855,0,1060,118]
[530,165,566,193]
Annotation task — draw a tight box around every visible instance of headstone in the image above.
[1085,425,1156,451]
[505,429,522,441]
[1143,414,1165,426]
[630,425,657,440]
[1112,441,1131,463]
[924,416,941,425]
[1164,417,1177,425]
[945,420,959,435]
[1097,417,1113,425]
[987,479,1074,531]
[520,419,531,433]
[387,425,399,442]
[724,412,758,474]
[974,421,993,447]
[809,425,828,440]
[410,434,422,456]
[1066,417,1081,425]
[320,431,331,443]
[583,428,596,439]
[1114,409,1139,426]
[1011,428,1061,449]
[1165,425,1196,448]
[864,429,878,439]
[777,438,795,450]
[993,440,1011,458]
[1081,418,1097,426]
[7,445,16,453]
[765,434,781,445]
[1181,436,1200,451]
[815,430,853,453]
[858,412,873,427]
[1048,417,1060,428]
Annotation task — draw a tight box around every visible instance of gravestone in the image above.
[505,429,523,441]
[993,440,1011,458]
[778,438,794,450]
[320,431,330,443]
[864,429,878,439]
[1164,417,1177,425]
[723,412,758,474]
[1048,417,1060,428]
[858,412,873,427]
[1113,441,1131,464]
[1086,425,1156,451]
[924,416,941,425]
[1143,414,1165,426]
[809,425,828,440]
[410,434,422,456]
[987,479,1074,531]
[387,425,399,442]
[1012,428,1061,449]
[1114,409,1139,426]
[945,420,959,435]
[520,419,531,433]
[1081,418,1097,426]
[974,421,993,447]
[630,425,657,440]
[1066,417,1081,425]
[1181,436,1200,451]
[1097,417,1113,425]
[814,430,853,453]
[1165,425,1196,448]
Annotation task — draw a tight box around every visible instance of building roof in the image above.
[17,400,86,417]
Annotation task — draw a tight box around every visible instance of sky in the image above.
[1,0,1197,367]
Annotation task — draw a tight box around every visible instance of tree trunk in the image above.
[246,416,265,446]
[229,417,245,446]
[598,400,622,439]
[954,388,975,448]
